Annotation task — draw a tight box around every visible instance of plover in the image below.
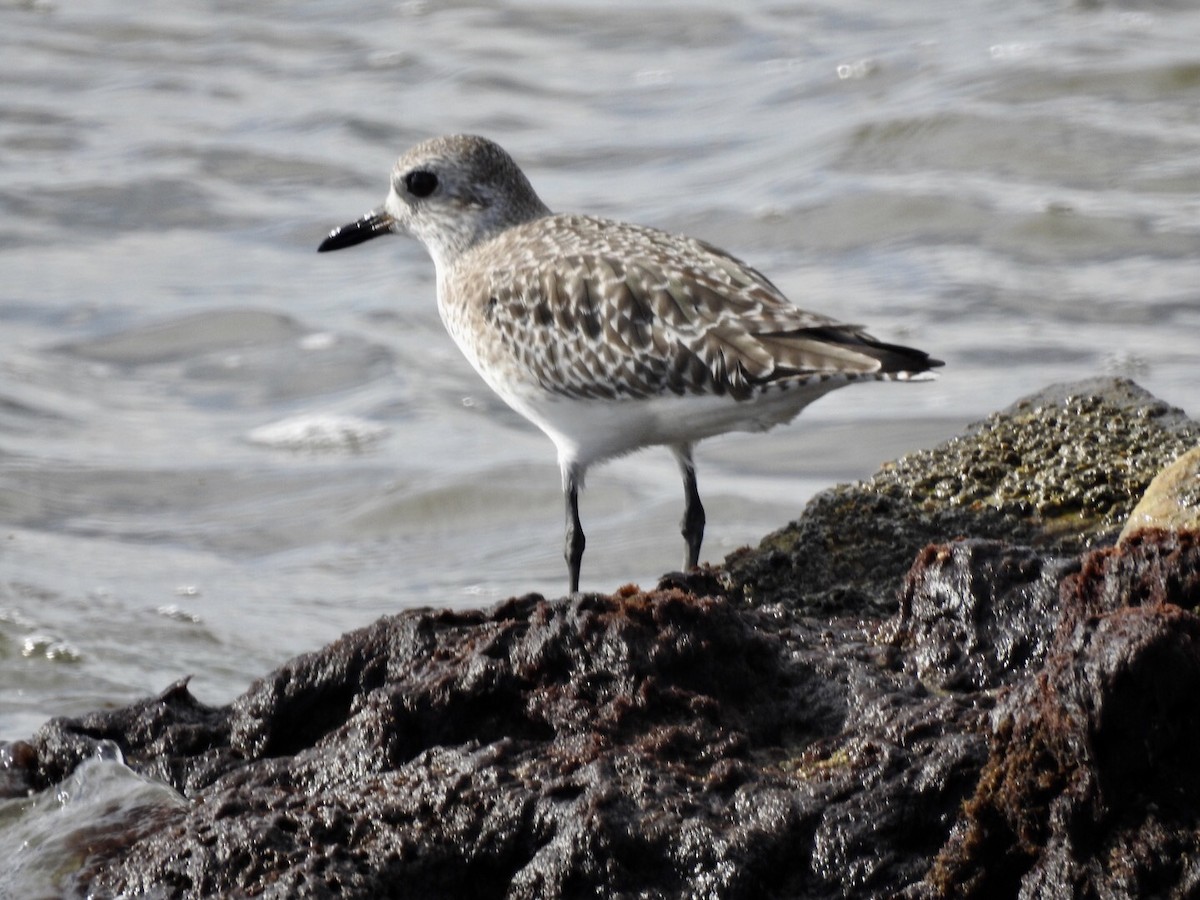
[318,134,941,593]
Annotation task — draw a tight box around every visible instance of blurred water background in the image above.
[1,2,1198,883]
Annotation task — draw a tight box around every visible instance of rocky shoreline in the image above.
[4,377,1199,899]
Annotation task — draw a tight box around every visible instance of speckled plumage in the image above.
[319,134,942,592]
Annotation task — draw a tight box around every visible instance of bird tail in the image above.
[757,325,944,380]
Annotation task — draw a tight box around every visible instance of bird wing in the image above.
[462,215,933,401]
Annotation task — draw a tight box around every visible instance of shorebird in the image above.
[318,135,941,593]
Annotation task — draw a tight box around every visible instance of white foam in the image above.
[248,414,389,453]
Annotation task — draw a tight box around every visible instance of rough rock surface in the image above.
[886,540,1077,692]
[1119,445,1200,541]
[38,592,985,899]
[4,377,1199,899]
[725,377,1199,616]
[925,531,1200,898]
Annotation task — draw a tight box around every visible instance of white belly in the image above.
[495,378,848,474]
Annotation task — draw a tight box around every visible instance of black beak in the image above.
[317,207,395,253]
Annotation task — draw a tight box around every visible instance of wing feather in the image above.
[455,215,938,401]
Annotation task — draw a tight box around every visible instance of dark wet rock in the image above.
[726,377,1199,616]
[0,740,40,797]
[7,377,1200,899]
[28,679,236,796]
[925,531,1200,899]
[1066,529,1200,622]
[22,591,986,899]
[886,540,1078,692]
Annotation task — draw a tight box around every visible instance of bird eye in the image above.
[404,170,438,198]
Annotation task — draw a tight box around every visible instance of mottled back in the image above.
[448,213,935,401]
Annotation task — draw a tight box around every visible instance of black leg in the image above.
[675,445,705,570]
[564,475,585,594]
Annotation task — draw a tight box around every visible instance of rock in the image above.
[20,590,987,899]
[27,679,235,797]
[925,531,1200,898]
[725,377,1199,616]
[6,378,1199,899]
[886,540,1077,692]
[1119,445,1200,542]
